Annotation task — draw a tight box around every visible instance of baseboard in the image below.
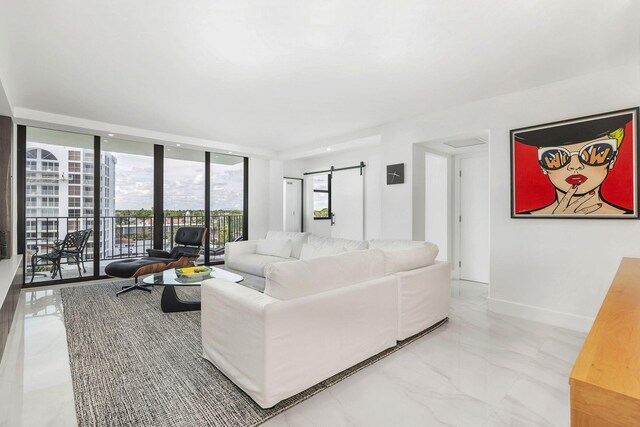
[487,297,594,333]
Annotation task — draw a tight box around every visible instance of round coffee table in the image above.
[142,267,243,313]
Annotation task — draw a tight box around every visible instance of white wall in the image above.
[384,64,640,331]
[425,152,448,262]
[268,159,284,232]
[291,64,640,331]
[2,78,16,257]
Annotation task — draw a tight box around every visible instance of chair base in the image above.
[116,278,153,296]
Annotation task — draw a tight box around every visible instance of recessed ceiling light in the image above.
[167,148,171,151]
[228,151,233,154]
[176,143,181,147]
[108,133,114,137]
[103,139,108,142]
[326,147,332,151]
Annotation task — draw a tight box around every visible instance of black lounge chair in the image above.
[105,226,207,296]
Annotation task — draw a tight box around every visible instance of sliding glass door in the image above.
[24,128,95,284]
[99,138,155,275]
[164,147,205,262]
[210,153,246,262]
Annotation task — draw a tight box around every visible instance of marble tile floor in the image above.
[0,279,586,427]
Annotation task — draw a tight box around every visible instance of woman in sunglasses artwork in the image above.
[511,109,638,218]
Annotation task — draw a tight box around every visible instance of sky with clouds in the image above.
[113,153,243,211]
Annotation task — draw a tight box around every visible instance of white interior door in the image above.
[283,178,302,232]
[459,155,489,283]
[331,169,364,240]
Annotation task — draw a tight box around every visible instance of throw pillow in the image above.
[265,231,310,258]
[256,239,293,259]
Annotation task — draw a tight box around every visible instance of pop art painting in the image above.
[511,108,639,218]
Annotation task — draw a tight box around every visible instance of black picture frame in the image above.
[387,163,404,185]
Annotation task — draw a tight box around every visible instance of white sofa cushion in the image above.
[308,234,368,252]
[264,248,385,300]
[256,238,292,259]
[368,239,429,251]
[382,245,439,275]
[227,253,294,277]
[266,231,310,259]
[299,243,347,260]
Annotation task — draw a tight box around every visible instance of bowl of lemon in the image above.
[175,266,213,281]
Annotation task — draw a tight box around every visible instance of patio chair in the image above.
[211,235,243,257]
[59,229,92,274]
[30,229,92,283]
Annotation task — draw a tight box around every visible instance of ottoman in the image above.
[105,258,175,295]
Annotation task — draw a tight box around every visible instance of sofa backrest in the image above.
[299,242,346,260]
[368,239,427,251]
[265,231,310,259]
[308,234,368,252]
[368,240,439,275]
[264,248,385,300]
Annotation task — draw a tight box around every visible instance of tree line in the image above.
[115,209,243,218]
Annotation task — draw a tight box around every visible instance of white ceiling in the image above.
[0,0,638,153]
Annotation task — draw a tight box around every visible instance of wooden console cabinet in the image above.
[570,257,640,426]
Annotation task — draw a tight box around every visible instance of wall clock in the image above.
[386,163,404,185]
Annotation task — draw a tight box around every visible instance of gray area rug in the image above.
[61,280,448,427]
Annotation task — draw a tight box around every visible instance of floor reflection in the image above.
[25,288,64,318]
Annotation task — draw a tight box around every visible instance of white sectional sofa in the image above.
[202,234,450,408]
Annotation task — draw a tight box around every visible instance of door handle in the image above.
[331,213,335,226]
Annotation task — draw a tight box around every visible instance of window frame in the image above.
[312,173,332,220]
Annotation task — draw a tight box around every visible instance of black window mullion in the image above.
[153,145,164,250]
[17,125,26,257]
[243,157,249,241]
[204,152,211,265]
[93,136,100,278]
[329,172,332,219]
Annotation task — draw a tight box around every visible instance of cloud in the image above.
[111,153,244,211]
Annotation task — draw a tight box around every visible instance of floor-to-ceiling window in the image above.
[163,147,206,261]
[20,127,249,285]
[24,128,95,284]
[99,138,155,275]
[210,153,246,262]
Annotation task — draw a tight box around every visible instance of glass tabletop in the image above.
[142,267,244,286]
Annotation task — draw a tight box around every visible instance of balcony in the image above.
[25,214,243,284]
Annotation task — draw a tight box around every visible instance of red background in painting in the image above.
[513,120,635,214]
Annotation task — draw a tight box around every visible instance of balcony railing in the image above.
[25,214,244,272]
